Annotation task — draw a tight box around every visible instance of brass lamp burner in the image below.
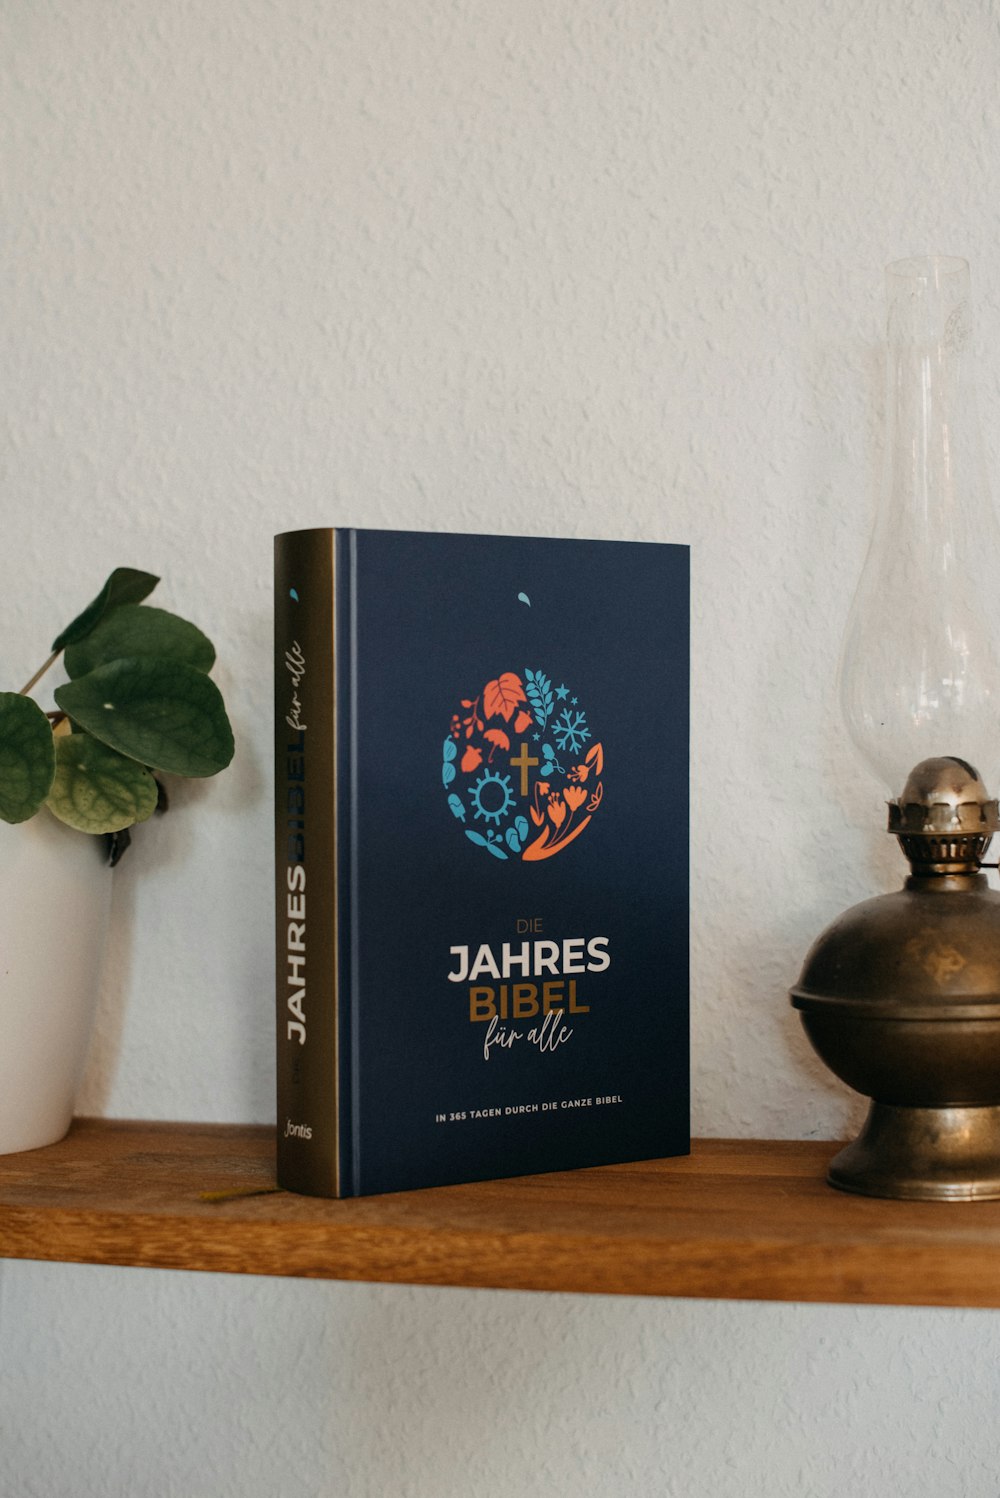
[791,756,1000,1200]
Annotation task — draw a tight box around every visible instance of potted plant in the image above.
[0,568,234,1154]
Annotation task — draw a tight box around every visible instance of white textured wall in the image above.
[3,2,1000,1494]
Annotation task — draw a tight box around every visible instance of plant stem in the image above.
[19,651,60,697]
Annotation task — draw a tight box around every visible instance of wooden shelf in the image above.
[4,1120,1000,1306]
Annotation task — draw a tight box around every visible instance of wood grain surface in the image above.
[3,1120,1000,1306]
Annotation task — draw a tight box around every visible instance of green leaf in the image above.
[64,605,216,679]
[46,732,158,834]
[0,693,56,823]
[54,658,234,777]
[51,568,160,652]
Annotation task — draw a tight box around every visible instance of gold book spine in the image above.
[274,528,341,1197]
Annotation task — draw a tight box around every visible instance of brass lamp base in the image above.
[792,758,1000,1201]
[828,1103,1000,1201]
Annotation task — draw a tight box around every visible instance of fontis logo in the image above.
[442,668,604,862]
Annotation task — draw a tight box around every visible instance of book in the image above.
[274,527,689,1197]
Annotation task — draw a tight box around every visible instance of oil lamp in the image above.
[791,255,1000,1199]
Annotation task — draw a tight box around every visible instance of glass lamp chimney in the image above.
[838,255,1000,800]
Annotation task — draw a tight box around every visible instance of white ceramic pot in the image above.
[0,810,112,1154]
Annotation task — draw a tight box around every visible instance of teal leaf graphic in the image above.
[55,658,234,777]
[517,593,531,607]
[442,737,458,786]
[525,668,554,729]
[64,605,216,680]
[540,743,564,777]
[46,731,158,834]
[51,568,160,652]
[485,840,508,859]
[0,693,56,824]
[465,829,488,847]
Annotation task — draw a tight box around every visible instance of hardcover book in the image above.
[274,527,689,1197]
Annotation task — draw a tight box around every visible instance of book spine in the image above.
[336,529,359,1197]
[274,529,343,1196]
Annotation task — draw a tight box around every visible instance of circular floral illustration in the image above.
[442,668,604,862]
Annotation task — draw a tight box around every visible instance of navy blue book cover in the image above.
[275,528,689,1197]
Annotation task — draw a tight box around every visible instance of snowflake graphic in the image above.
[553,708,591,755]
